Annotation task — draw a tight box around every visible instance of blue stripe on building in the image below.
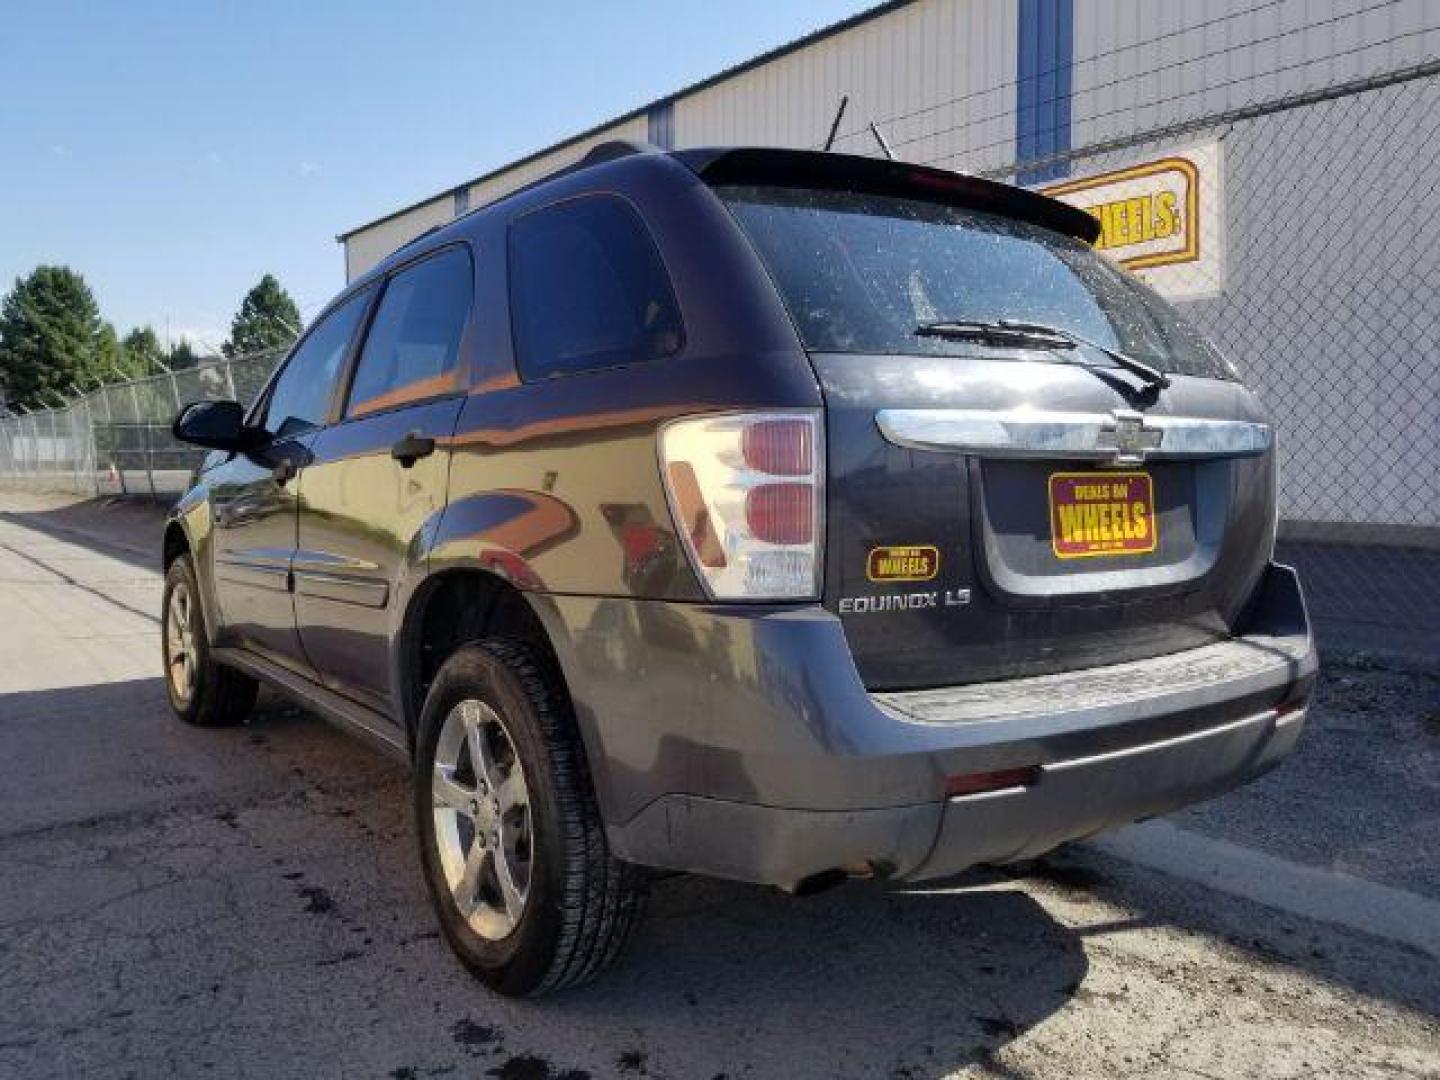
[1016,0,1073,185]
[647,100,675,149]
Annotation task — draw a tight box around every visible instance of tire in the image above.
[414,639,647,996]
[161,554,258,727]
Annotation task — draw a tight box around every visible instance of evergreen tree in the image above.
[223,274,300,357]
[121,326,164,376]
[167,339,202,370]
[0,266,112,408]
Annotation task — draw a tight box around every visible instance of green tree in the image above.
[121,326,164,375]
[167,339,202,370]
[96,323,126,378]
[0,266,112,408]
[223,274,300,357]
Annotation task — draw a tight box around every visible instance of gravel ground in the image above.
[0,492,1436,1079]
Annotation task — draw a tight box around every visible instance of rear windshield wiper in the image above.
[914,318,1171,389]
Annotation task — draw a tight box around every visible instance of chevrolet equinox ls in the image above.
[165,143,1315,996]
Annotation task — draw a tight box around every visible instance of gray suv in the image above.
[165,143,1316,996]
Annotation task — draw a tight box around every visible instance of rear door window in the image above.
[261,288,372,439]
[345,246,472,418]
[508,195,683,380]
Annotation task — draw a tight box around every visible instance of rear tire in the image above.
[162,555,257,727]
[414,639,647,996]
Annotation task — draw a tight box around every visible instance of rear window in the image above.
[717,185,1230,380]
[508,195,683,380]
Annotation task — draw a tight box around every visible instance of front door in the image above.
[294,245,474,717]
[208,287,375,675]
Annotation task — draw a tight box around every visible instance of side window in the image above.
[261,289,371,439]
[345,247,473,419]
[508,195,683,380]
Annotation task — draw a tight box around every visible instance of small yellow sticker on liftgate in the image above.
[866,545,940,582]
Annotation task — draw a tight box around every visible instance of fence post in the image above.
[95,388,120,494]
[83,398,98,496]
[48,410,60,489]
[141,421,157,499]
[28,415,39,486]
[0,419,11,485]
[128,382,146,496]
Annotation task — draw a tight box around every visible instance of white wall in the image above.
[341,117,649,281]
[675,0,1018,174]
[1070,0,1440,147]
[343,196,452,282]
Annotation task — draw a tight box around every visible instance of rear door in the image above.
[717,183,1276,690]
[293,245,474,716]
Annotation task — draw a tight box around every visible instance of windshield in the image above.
[717,184,1231,380]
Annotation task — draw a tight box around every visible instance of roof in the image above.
[350,143,1101,293]
[335,0,918,241]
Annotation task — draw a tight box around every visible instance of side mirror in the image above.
[173,400,251,452]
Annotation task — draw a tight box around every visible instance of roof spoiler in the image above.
[673,147,1101,245]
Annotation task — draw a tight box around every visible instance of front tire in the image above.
[415,640,647,996]
[162,554,257,727]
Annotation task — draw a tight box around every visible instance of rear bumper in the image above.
[532,563,1316,889]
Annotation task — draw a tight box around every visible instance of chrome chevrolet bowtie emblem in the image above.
[1096,410,1163,465]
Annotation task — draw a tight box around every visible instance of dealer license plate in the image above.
[1049,471,1157,559]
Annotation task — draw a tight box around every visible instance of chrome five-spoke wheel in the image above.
[431,698,532,940]
[164,577,198,704]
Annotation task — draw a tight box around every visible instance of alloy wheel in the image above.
[165,579,198,704]
[431,698,533,940]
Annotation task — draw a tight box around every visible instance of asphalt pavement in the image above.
[0,492,1436,1080]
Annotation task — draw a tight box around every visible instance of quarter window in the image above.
[346,247,472,418]
[508,196,682,380]
[262,288,371,439]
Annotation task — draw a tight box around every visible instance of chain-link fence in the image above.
[0,349,282,498]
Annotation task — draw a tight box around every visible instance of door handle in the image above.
[391,430,436,468]
[272,459,297,485]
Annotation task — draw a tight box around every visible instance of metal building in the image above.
[336,0,1440,595]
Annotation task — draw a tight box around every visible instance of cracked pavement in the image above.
[0,492,1436,1079]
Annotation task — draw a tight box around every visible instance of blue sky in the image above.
[0,1,872,354]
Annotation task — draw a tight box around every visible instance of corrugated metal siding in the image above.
[343,196,452,282]
[1069,0,1440,148]
[343,116,647,280]
[674,0,1018,174]
[465,116,650,210]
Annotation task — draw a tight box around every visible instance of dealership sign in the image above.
[1042,141,1224,301]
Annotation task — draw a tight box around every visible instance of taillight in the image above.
[659,411,823,600]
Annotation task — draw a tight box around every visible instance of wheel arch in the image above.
[395,566,629,835]
[162,508,224,646]
[397,568,565,744]
[162,520,190,569]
